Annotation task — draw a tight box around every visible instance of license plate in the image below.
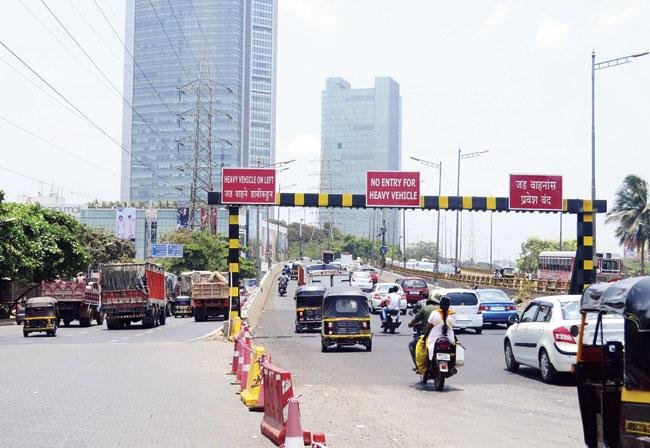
[491,306,505,311]
[436,353,451,361]
[457,320,471,325]
[409,291,418,295]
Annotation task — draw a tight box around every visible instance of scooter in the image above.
[420,336,460,391]
[278,279,287,296]
[381,308,401,334]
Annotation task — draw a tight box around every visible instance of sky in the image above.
[0,1,649,262]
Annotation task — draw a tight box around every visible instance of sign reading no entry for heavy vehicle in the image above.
[366,171,420,207]
[221,167,276,204]
[509,174,563,211]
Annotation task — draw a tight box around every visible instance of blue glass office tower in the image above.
[121,0,277,203]
[319,77,402,246]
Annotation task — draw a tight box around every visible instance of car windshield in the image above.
[560,300,581,320]
[334,299,360,313]
[377,284,399,293]
[446,292,478,306]
[402,279,426,288]
[476,289,510,303]
[354,272,371,279]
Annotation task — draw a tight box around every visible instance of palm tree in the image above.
[606,175,650,275]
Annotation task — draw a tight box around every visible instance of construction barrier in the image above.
[241,346,268,409]
[237,340,252,390]
[282,398,311,448]
[229,324,245,375]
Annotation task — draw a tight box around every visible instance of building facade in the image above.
[319,77,402,246]
[121,0,277,210]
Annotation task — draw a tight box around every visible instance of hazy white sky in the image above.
[1,1,648,261]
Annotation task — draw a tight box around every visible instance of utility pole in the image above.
[379,219,387,268]
[489,212,493,270]
[299,218,304,259]
[402,209,406,267]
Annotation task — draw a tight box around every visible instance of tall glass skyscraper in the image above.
[121,0,277,203]
[319,77,402,246]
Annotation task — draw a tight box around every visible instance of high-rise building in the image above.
[319,77,402,246]
[121,0,277,206]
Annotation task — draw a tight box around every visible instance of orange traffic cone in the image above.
[311,433,327,447]
[284,398,307,448]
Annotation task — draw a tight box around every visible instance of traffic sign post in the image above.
[366,171,420,207]
[221,167,276,205]
[151,244,184,258]
[380,245,388,255]
[509,174,563,211]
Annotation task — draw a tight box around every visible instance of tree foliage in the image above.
[82,228,135,268]
[606,175,650,275]
[516,237,577,273]
[405,241,438,261]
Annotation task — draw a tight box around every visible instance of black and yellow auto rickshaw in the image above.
[23,297,58,337]
[576,277,650,447]
[295,285,325,333]
[321,286,372,352]
[174,295,193,318]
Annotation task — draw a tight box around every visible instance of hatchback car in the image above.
[503,295,624,383]
[441,288,483,334]
[366,283,407,314]
[350,271,374,292]
[474,289,517,327]
[395,277,429,306]
[361,266,378,284]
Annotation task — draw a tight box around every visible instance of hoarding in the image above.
[221,167,276,204]
[509,174,563,211]
[115,207,136,241]
[176,207,189,229]
[366,171,420,207]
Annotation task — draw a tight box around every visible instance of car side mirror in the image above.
[508,314,519,325]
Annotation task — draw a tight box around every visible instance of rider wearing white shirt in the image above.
[380,286,402,322]
[423,296,456,360]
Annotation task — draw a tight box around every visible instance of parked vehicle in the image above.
[173,296,192,318]
[504,295,624,383]
[441,288,483,334]
[366,283,407,314]
[321,286,372,352]
[395,277,429,306]
[575,277,648,447]
[22,297,58,337]
[350,271,373,292]
[474,289,517,327]
[42,280,102,327]
[101,263,167,329]
[361,266,378,284]
[295,285,325,333]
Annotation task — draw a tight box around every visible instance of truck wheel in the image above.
[79,317,91,327]
[95,314,104,326]
[159,308,166,325]
[63,319,71,327]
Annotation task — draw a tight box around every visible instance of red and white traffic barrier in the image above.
[283,398,311,448]
[229,324,246,375]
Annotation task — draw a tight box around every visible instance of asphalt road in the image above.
[0,315,269,448]
[253,279,584,448]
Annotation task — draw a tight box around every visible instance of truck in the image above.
[340,252,353,268]
[322,250,335,264]
[100,263,166,329]
[41,280,102,327]
[180,271,230,322]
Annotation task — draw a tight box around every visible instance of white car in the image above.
[503,295,624,383]
[440,288,483,334]
[350,271,373,292]
[367,283,407,314]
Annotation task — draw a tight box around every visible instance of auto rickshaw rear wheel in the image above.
[321,340,328,352]
[22,330,28,338]
[365,340,372,352]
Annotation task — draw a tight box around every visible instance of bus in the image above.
[538,251,624,283]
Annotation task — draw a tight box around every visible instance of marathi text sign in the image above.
[509,174,563,211]
[366,171,420,207]
[221,167,276,204]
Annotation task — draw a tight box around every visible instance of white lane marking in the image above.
[145,330,154,334]
[186,325,223,342]
[64,334,73,337]
[134,333,145,337]
[107,339,118,343]
[78,331,87,335]
[121,336,131,340]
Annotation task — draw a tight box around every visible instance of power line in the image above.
[0,164,99,201]
[145,0,193,81]
[164,0,201,69]
[0,114,125,179]
[0,38,173,188]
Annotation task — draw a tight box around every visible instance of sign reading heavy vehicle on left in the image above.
[366,171,420,207]
[221,167,276,204]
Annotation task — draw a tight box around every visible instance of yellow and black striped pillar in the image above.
[228,206,240,318]
[572,209,595,293]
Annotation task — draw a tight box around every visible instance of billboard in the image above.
[509,174,563,211]
[176,207,189,229]
[221,167,276,204]
[366,171,420,207]
[115,207,136,241]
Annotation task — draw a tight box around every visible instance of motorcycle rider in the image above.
[421,295,456,361]
[407,298,437,369]
[380,285,402,323]
[278,271,289,292]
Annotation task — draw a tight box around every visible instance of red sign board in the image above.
[509,174,563,211]
[221,167,276,204]
[366,171,420,207]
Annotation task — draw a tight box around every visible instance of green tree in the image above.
[159,230,229,274]
[606,175,650,275]
[405,241,438,261]
[82,228,135,268]
[516,237,577,273]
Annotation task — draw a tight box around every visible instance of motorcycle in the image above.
[419,336,461,391]
[278,280,287,296]
[381,308,401,334]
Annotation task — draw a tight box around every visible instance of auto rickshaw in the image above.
[174,296,193,318]
[321,286,372,352]
[576,277,650,447]
[23,297,58,337]
[295,285,325,333]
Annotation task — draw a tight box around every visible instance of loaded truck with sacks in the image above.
[180,271,229,322]
[41,280,103,327]
[100,263,166,329]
